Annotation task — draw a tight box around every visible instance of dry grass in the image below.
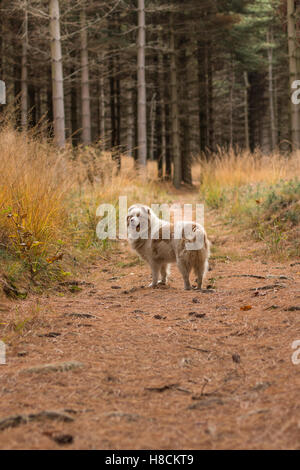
[0,125,165,252]
[195,148,300,258]
[196,147,300,189]
[68,153,173,251]
[0,124,70,252]
[0,125,171,283]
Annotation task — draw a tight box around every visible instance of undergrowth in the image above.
[200,149,300,258]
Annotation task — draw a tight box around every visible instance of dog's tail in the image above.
[203,231,211,259]
[183,224,210,254]
[203,232,211,277]
[191,230,210,282]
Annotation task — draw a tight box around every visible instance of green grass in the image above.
[202,178,300,258]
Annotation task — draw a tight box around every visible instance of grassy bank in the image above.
[199,149,300,258]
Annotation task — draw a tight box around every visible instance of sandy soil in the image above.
[0,204,299,450]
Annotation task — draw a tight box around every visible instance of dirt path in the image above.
[0,202,300,450]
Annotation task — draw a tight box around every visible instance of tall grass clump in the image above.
[198,147,299,208]
[0,120,173,282]
[0,124,71,278]
[197,147,300,257]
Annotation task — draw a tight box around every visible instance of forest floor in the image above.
[0,188,300,450]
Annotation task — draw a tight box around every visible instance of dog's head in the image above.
[127,204,151,239]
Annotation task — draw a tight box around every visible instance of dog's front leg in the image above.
[158,264,169,285]
[149,263,160,288]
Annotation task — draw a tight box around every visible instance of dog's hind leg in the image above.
[195,257,208,290]
[177,258,192,290]
[149,262,160,288]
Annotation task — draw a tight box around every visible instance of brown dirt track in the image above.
[0,208,300,450]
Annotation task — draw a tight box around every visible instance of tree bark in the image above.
[137,0,147,171]
[29,85,36,126]
[126,79,134,157]
[248,72,266,152]
[157,47,166,178]
[47,67,53,136]
[207,44,214,152]
[70,62,79,145]
[149,92,156,161]
[287,0,300,149]
[116,57,121,165]
[180,45,192,185]
[198,41,208,154]
[109,56,117,149]
[244,71,250,151]
[49,0,65,148]
[170,14,181,188]
[229,59,234,149]
[109,55,120,169]
[267,30,277,150]
[21,0,28,130]
[99,52,106,150]
[80,7,91,145]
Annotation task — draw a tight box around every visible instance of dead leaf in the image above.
[46,253,63,264]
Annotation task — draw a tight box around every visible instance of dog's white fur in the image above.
[127,204,210,290]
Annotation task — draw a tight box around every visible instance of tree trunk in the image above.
[244,71,250,151]
[133,83,138,163]
[267,30,277,151]
[149,92,156,161]
[137,0,147,170]
[164,53,172,180]
[109,56,120,169]
[99,53,106,150]
[21,0,28,130]
[156,47,166,179]
[110,56,117,149]
[156,93,163,178]
[207,44,214,152]
[126,79,134,157]
[180,45,192,185]
[248,72,266,152]
[198,41,208,154]
[35,87,41,123]
[287,0,300,149]
[70,64,79,145]
[229,59,234,149]
[170,15,181,188]
[116,58,121,167]
[29,85,36,126]
[98,51,106,150]
[49,0,65,148]
[47,67,53,136]
[80,7,91,145]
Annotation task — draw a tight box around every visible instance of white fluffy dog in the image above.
[127,204,210,290]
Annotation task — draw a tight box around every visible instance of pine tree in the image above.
[49,0,65,148]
